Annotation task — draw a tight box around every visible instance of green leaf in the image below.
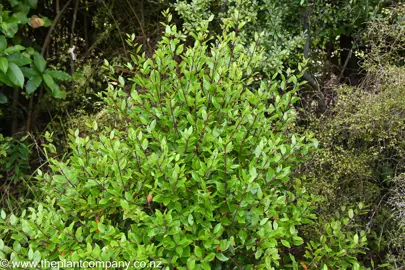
[194,246,203,258]
[354,234,359,244]
[33,251,41,262]
[281,240,291,248]
[33,53,46,73]
[118,76,125,86]
[213,223,222,235]
[0,36,6,53]
[187,257,195,269]
[51,84,63,98]
[45,70,71,81]
[348,209,354,219]
[0,210,5,219]
[4,45,25,55]
[175,246,183,256]
[21,220,33,235]
[0,57,8,73]
[0,72,13,86]
[20,67,40,78]
[204,253,216,262]
[215,253,229,262]
[9,214,17,225]
[7,53,32,66]
[25,75,42,94]
[28,248,34,260]
[2,22,19,38]
[0,93,8,104]
[41,16,52,27]
[27,0,38,8]
[188,214,194,225]
[43,73,55,91]
[7,62,24,88]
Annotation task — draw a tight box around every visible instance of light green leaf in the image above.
[204,253,215,262]
[7,62,24,88]
[215,253,229,262]
[213,223,222,235]
[281,240,291,248]
[28,248,33,260]
[348,209,354,219]
[9,214,17,225]
[188,214,194,225]
[354,234,359,244]
[194,246,203,258]
[187,257,195,269]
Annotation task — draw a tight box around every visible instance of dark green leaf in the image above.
[20,66,40,78]
[0,93,7,104]
[0,36,7,53]
[33,53,46,73]
[25,75,42,94]
[8,0,19,7]
[27,0,38,8]
[7,62,24,88]
[0,71,14,86]
[7,53,31,66]
[45,70,71,81]
[41,16,52,27]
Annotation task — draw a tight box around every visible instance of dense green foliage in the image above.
[1,0,405,269]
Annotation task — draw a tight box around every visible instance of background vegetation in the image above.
[0,0,405,269]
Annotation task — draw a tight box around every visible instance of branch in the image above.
[338,49,353,81]
[41,0,73,56]
[302,5,319,91]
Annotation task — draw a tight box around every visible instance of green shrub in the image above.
[0,14,369,269]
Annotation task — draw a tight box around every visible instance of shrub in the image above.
[301,5,405,267]
[0,14,370,269]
